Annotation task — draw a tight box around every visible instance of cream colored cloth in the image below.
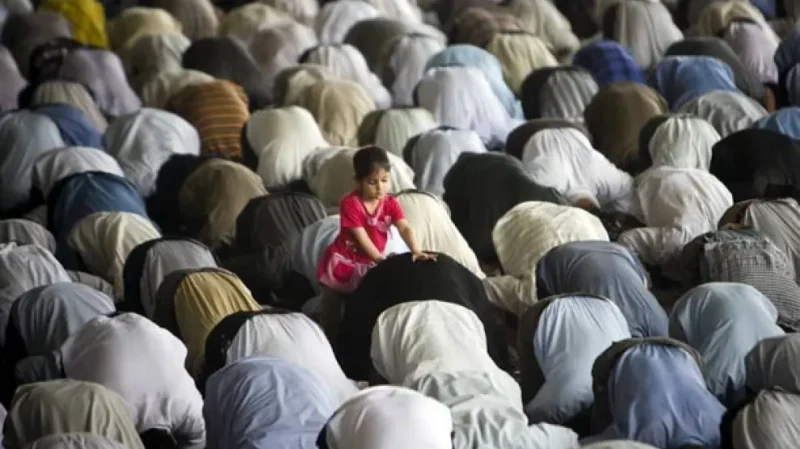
[107,7,183,50]
[261,0,319,25]
[306,147,414,207]
[5,380,144,449]
[492,201,609,278]
[358,108,438,156]
[151,0,218,40]
[246,106,329,188]
[604,0,683,69]
[67,212,161,298]
[218,3,291,45]
[290,79,376,146]
[486,33,558,94]
[139,69,214,109]
[118,33,191,93]
[31,81,108,132]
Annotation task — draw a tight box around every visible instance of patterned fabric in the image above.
[166,79,249,161]
[573,40,645,88]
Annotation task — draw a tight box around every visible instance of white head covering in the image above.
[379,33,444,106]
[368,108,438,156]
[32,146,125,199]
[416,66,520,149]
[104,108,200,196]
[521,128,633,212]
[677,90,767,138]
[322,386,453,449]
[246,106,329,188]
[646,115,720,170]
[59,313,204,445]
[315,0,381,44]
[603,0,683,69]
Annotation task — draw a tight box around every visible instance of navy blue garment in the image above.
[47,172,150,268]
[649,56,738,110]
[35,104,103,149]
[572,40,645,88]
[750,0,776,19]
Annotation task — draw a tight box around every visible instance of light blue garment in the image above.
[0,111,64,214]
[35,104,103,149]
[606,344,726,448]
[535,241,669,338]
[670,282,783,406]
[752,107,800,140]
[649,56,737,111]
[425,45,524,119]
[204,356,336,449]
[526,295,630,424]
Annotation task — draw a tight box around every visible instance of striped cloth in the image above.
[573,40,645,88]
[166,79,250,161]
[520,66,599,122]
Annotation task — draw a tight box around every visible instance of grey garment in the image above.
[0,111,65,214]
[14,352,63,386]
[536,240,669,338]
[745,333,800,394]
[13,282,115,355]
[693,231,800,331]
[0,44,25,111]
[59,49,142,118]
[0,220,55,253]
[677,90,767,138]
[137,239,218,317]
[0,243,71,346]
[0,11,71,77]
[25,433,127,449]
[66,271,116,301]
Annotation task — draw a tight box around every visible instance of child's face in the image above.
[359,167,391,201]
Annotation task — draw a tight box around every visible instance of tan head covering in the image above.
[291,79,376,146]
[248,21,318,93]
[694,1,766,37]
[486,32,558,94]
[31,80,108,132]
[107,7,183,50]
[151,0,218,40]
[67,212,161,298]
[218,3,291,46]
[118,33,191,93]
[449,7,525,47]
[140,69,213,109]
[165,79,250,160]
[178,158,267,249]
[584,82,668,173]
[273,63,332,106]
[4,380,144,449]
[358,108,438,156]
[166,269,261,376]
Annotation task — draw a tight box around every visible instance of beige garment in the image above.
[733,390,800,449]
[486,32,558,95]
[357,108,438,156]
[291,79,376,146]
[307,148,415,207]
[584,82,668,173]
[4,380,144,449]
[273,64,332,106]
[31,80,108,132]
[173,270,261,376]
[395,191,484,278]
[178,159,267,249]
[151,0,218,40]
[245,106,329,188]
[107,7,183,50]
[694,1,766,37]
[139,69,214,109]
[506,0,580,58]
[67,212,161,298]
[492,201,609,278]
[218,3,291,45]
[482,275,536,315]
[261,0,319,25]
[118,33,191,93]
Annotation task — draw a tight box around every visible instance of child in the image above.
[318,146,435,338]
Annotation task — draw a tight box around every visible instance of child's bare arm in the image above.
[347,227,384,261]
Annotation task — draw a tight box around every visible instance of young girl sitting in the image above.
[318,146,435,338]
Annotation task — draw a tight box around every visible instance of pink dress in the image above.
[318,192,405,293]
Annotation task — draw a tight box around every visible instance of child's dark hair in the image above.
[353,146,392,180]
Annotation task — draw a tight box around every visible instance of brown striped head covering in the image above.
[584,82,668,173]
[166,79,250,161]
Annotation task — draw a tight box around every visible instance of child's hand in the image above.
[412,252,437,262]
